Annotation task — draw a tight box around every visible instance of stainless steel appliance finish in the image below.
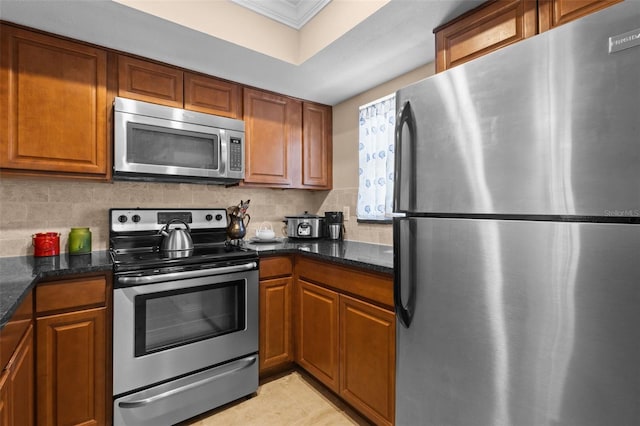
[325,211,345,241]
[110,208,259,426]
[114,97,245,184]
[284,212,324,238]
[394,5,640,217]
[393,3,640,426]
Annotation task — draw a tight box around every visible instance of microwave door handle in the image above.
[219,131,227,175]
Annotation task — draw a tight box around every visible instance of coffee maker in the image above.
[324,211,345,241]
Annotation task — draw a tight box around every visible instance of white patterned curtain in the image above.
[357,94,396,221]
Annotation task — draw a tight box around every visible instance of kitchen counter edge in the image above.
[245,239,394,275]
[0,251,113,328]
[1,241,393,329]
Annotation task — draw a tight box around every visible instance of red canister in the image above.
[32,232,60,257]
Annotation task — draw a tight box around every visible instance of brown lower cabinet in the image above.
[293,257,396,426]
[0,290,35,426]
[259,256,295,376]
[0,324,34,426]
[296,279,340,393]
[340,295,395,426]
[35,273,111,426]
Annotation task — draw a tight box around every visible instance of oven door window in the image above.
[134,280,245,356]
[127,122,219,170]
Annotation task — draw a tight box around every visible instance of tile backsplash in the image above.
[0,179,392,257]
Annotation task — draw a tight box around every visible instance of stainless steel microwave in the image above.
[113,97,245,184]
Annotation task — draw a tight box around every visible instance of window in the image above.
[357,94,396,221]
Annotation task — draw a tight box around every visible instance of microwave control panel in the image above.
[229,137,243,171]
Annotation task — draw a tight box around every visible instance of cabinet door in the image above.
[0,25,109,177]
[36,308,106,426]
[8,324,34,426]
[538,0,622,32]
[184,72,242,119]
[243,88,302,186]
[301,102,332,189]
[340,295,395,426]
[117,54,183,107]
[296,279,339,393]
[434,0,537,72]
[259,277,293,374]
[0,369,9,426]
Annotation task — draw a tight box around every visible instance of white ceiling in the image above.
[1,0,484,105]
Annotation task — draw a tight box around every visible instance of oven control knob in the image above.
[118,215,128,223]
[205,214,213,221]
[132,215,141,223]
[215,214,223,221]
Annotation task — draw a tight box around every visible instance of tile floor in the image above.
[181,370,371,425]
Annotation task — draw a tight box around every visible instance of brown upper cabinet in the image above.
[302,102,333,189]
[117,54,242,119]
[434,0,537,73]
[434,0,622,72]
[117,54,183,108]
[243,87,332,189]
[0,24,111,180]
[538,0,622,32]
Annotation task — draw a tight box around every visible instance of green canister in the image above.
[68,227,91,255]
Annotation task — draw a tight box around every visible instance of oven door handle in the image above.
[117,355,257,409]
[117,261,258,285]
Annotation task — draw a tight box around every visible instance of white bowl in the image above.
[256,229,276,240]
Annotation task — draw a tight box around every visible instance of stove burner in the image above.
[109,208,258,273]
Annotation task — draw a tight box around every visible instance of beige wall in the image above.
[319,62,435,245]
[0,62,434,257]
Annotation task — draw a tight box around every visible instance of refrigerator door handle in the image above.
[393,218,416,328]
[393,100,417,213]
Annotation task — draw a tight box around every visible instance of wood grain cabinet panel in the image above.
[434,0,537,72]
[0,369,9,425]
[340,295,395,426]
[243,87,302,186]
[0,24,110,178]
[184,72,242,119]
[0,324,35,426]
[117,54,183,107]
[295,257,395,425]
[259,256,294,377]
[538,0,622,32]
[36,307,106,426]
[259,277,293,373]
[435,0,621,72]
[35,274,110,426]
[295,279,340,393]
[302,102,332,189]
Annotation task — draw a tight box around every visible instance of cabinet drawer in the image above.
[295,257,393,309]
[260,256,293,279]
[36,276,106,315]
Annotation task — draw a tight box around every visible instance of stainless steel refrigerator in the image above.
[393,2,640,425]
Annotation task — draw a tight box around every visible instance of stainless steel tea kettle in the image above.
[158,219,193,252]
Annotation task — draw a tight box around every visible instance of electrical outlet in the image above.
[343,206,350,221]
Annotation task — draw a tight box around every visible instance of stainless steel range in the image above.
[109,208,259,426]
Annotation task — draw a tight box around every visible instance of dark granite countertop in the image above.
[0,251,113,328]
[244,238,394,275]
[1,240,393,330]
